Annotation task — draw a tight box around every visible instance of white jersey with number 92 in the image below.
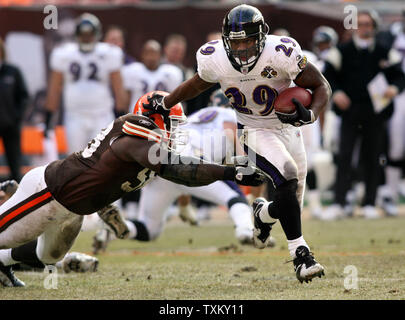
[50,42,123,116]
[196,35,307,129]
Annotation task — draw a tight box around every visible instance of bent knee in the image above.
[283,161,299,181]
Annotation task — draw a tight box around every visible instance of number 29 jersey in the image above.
[50,42,123,115]
[196,36,307,129]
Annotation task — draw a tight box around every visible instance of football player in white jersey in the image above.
[45,13,127,154]
[122,39,184,113]
[142,5,331,283]
[93,102,270,253]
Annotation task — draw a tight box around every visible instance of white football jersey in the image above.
[181,106,237,164]
[122,62,183,112]
[50,42,123,115]
[197,36,307,129]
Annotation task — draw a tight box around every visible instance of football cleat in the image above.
[293,246,325,283]
[92,227,112,255]
[0,261,25,287]
[59,252,99,273]
[97,204,129,239]
[252,197,276,249]
[179,205,199,226]
[0,180,18,201]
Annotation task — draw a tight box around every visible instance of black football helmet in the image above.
[75,13,102,52]
[222,4,269,72]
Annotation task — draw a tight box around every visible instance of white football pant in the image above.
[240,124,307,209]
[0,166,83,264]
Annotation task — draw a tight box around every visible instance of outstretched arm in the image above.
[111,136,263,187]
[142,74,215,114]
[164,73,215,109]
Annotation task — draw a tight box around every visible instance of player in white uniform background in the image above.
[119,40,184,220]
[142,4,331,283]
[379,18,405,216]
[45,13,127,154]
[122,39,183,113]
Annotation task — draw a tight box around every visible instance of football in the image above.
[274,87,312,114]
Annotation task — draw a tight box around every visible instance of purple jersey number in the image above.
[225,85,277,116]
[275,38,296,57]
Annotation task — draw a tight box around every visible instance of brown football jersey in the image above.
[44,114,161,215]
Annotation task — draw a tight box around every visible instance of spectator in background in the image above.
[322,10,405,219]
[0,37,29,182]
[45,13,127,155]
[162,34,194,81]
[104,25,135,65]
[122,39,183,112]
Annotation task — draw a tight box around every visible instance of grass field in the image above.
[1,208,405,300]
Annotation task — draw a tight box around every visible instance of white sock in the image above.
[229,202,254,230]
[287,236,309,258]
[125,220,137,239]
[259,201,277,223]
[0,249,18,266]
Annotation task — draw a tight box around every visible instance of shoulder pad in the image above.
[121,115,162,143]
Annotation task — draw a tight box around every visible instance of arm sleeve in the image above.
[270,37,306,80]
[49,47,65,72]
[107,46,124,72]
[121,64,134,90]
[196,44,220,83]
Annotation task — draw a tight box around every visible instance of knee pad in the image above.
[227,196,248,208]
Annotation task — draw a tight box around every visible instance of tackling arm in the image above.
[111,135,263,187]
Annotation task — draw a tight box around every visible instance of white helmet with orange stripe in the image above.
[133,91,187,151]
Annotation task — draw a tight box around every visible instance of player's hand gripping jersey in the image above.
[197,36,307,129]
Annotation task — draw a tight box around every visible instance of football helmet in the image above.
[312,26,338,46]
[222,4,269,72]
[133,91,187,151]
[75,13,102,52]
